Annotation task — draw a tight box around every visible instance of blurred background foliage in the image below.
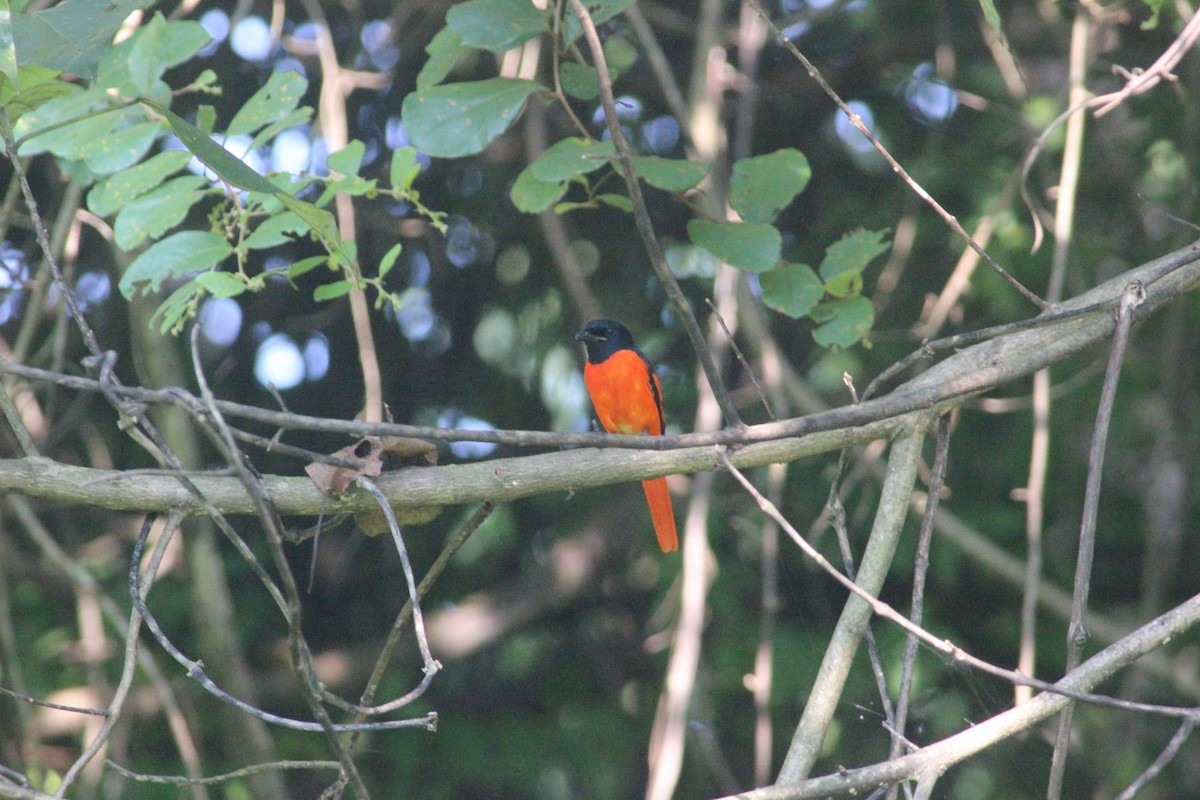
[3,0,1200,798]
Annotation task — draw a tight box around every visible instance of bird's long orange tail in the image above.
[641,476,677,552]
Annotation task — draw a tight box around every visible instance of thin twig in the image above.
[125,517,435,734]
[567,0,744,429]
[774,428,927,783]
[0,686,108,716]
[719,446,1200,724]
[1048,281,1146,797]
[745,0,1048,311]
[55,512,182,797]
[1112,715,1199,800]
[352,502,494,733]
[188,329,373,799]
[706,298,775,420]
[357,477,440,676]
[105,759,343,786]
[888,414,952,797]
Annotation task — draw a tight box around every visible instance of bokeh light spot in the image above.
[199,297,243,348]
[230,16,273,62]
[254,333,304,390]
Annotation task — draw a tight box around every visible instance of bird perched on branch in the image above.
[576,319,678,552]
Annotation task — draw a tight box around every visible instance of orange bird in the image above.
[576,319,678,552]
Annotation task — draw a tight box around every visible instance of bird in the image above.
[575,319,678,552]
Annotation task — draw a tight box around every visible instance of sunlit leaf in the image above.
[559,0,636,43]
[227,69,307,137]
[760,263,823,319]
[0,0,19,91]
[287,255,328,279]
[596,194,632,212]
[246,106,313,152]
[125,12,165,94]
[113,174,209,250]
[530,137,614,182]
[416,26,469,90]
[635,155,709,192]
[559,62,598,100]
[326,140,365,177]
[729,148,811,224]
[687,219,781,272]
[153,277,200,334]
[120,231,232,299]
[1,65,73,123]
[818,228,890,297]
[390,146,421,190]
[89,149,192,217]
[379,243,403,279]
[811,297,874,348]
[243,211,309,250]
[11,0,149,80]
[401,77,543,158]
[80,120,161,175]
[510,163,567,213]
[194,271,246,298]
[314,279,356,301]
[446,0,547,53]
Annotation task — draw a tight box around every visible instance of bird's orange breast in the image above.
[582,349,664,436]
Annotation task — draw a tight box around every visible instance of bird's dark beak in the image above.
[575,331,601,343]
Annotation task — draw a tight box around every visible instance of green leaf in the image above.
[390,146,421,190]
[1,65,74,124]
[11,0,149,80]
[811,297,874,348]
[227,70,307,137]
[150,99,342,264]
[14,88,110,156]
[417,26,472,91]
[635,155,709,192]
[113,174,209,250]
[246,106,313,152]
[510,163,567,213]
[326,140,365,177]
[416,27,469,90]
[79,120,161,175]
[554,200,596,214]
[0,0,19,92]
[760,263,823,319]
[127,13,172,94]
[378,243,403,279]
[147,101,279,194]
[401,77,543,158]
[314,280,356,301]
[153,277,201,334]
[560,0,636,42]
[729,148,811,224]
[194,271,246,298]
[243,211,309,249]
[559,62,598,100]
[686,219,781,273]
[602,34,638,75]
[818,228,890,296]
[119,231,232,299]
[530,137,614,182]
[287,255,328,279]
[446,0,547,53]
[596,193,632,212]
[89,148,192,217]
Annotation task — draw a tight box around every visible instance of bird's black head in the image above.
[575,319,638,364]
